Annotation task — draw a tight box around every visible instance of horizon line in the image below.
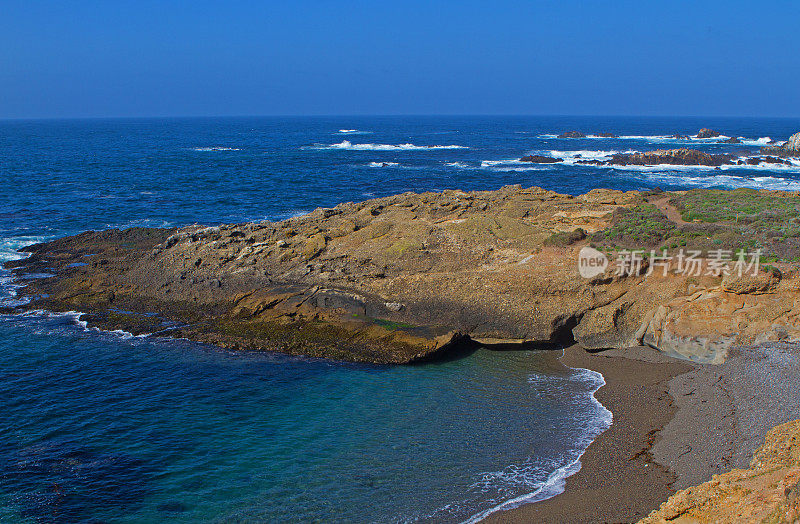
[3,113,800,123]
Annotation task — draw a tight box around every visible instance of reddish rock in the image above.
[558,131,586,138]
[697,128,722,138]
[610,148,734,166]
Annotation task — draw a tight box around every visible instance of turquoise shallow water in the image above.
[0,310,608,523]
[2,116,799,522]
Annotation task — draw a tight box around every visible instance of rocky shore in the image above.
[6,185,800,521]
[8,186,800,365]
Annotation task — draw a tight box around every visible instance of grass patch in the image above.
[591,204,677,249]
[543,228,587,247]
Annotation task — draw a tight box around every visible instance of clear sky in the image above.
[2,0,798,119]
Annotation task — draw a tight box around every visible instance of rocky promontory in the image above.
[7,186,800,364]
[763,131,800,157]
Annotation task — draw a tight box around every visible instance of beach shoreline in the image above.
[485,342,800,523]
[483,345,694,523]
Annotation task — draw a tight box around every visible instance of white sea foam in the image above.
[624,172,800,191]
[191,147,241,151]
[534,150,800,173]
[537,133,774,147]
[444,162,472,168]
[739,136,772,146]
[547,149,631,162]
[310,140,467,151]
[463,366,613,524]
[367,161,400,168]
[334,129,371,135]
[17,309,148,340]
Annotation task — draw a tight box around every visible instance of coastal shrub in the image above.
[543,227,587,247]
[668,189,800,259]
[591,204,677,249]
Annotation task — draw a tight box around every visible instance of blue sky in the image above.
[1,0,798,118]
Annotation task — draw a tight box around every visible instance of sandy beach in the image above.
[485,342,800,523]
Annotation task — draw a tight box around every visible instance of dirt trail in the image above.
[649,195,689,225]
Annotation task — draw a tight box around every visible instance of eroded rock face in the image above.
[762,131,800,157]
[6,186,800,364]
[640,419,800,524]
[696,128,721,138]
[610,148,733,166]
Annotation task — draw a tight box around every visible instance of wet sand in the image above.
[484,342,800,523]
[483,346,693,524]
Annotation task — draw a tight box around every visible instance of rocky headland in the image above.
[7,186,800,365]
[7,185,800,522]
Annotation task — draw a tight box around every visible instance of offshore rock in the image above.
[762,131,800,157]
[519,155,562,163]
[558,131,586,138]
[696,128,721,138]
[609,148,734,166]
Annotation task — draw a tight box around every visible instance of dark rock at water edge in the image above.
[696,128,721,138]
[519,155,562,163]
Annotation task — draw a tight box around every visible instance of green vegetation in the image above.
[671,189,800,260]
[672,188,800,238]
[591,191,800,260]
[543,227,587,247]
[591,204,677,248]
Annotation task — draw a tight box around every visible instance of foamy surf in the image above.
[537,134,774,146]
[623,172,800,191]
[461,366,613,524]
[310,140,467,151]
[191,147,242,151]
[335,129,371,135]
[533,150,800,173]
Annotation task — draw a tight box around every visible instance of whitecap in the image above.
[623,171,800,191]
[739,136,772,146]
[367,161,400,168]
[310,140,467,151]
[334,129,371,135]
[191,147,241,152]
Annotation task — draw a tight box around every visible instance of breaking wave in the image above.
[536,134,774,146]
[191,147,242,152]
[461,366,612,524]
[309,140,467,151]
[335,129,371,135]
[623,172,800,191]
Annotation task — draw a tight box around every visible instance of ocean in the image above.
[1,115,799,523]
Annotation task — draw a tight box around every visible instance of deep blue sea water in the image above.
[1,116,799,522]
